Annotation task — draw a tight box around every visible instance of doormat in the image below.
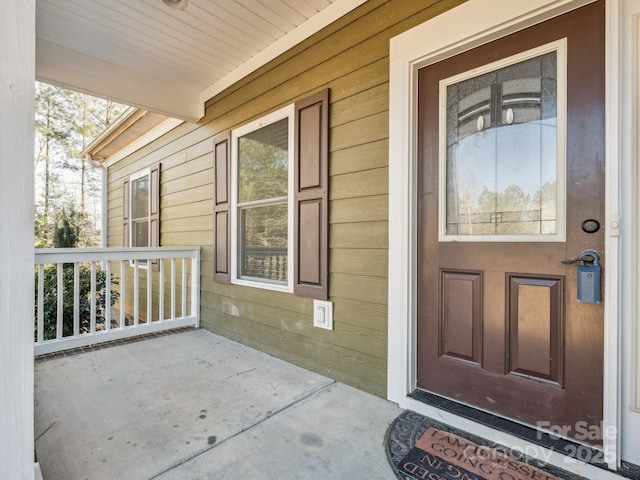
[385,411,587,480]
[399,427,562,480]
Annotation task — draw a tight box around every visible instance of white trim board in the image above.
[387,0,631,472]
[618,0,640,467]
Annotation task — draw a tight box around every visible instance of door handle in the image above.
[561,249,599,266]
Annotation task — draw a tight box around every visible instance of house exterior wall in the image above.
[107,0,466,397]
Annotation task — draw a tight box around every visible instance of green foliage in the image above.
[54,213,79,248]
[36,205,99,249]
[35,265,120,341]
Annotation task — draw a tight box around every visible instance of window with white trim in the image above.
[231,106,294,291]
[123,163,160,253]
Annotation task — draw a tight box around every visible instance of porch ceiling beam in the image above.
[36,39,204,122]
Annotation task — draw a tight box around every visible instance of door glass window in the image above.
[440,41,566,241]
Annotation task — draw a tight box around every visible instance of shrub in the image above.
[35,264,120,341]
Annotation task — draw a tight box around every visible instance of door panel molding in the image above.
[507,273,564,386]
[439,270,483,364]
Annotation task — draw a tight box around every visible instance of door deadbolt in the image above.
[581,219,600,233]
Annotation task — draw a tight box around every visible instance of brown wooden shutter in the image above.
[149,163,161,247]
[294,89,329,300]
[213,132,231,284]
[123,179,130,247]
[149,163,161,270]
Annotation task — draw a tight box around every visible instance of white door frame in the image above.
[387,0,624,472]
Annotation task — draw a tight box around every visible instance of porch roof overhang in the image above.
[36,0,366,123]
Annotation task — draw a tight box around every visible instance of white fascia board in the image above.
[36,39,204,122]
[104,117,184,168]
[199,0,368,104]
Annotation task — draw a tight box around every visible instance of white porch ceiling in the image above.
[36,0,366,122]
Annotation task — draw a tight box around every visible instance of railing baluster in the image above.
[147,258,152,324]
[191,252,200,327]
[134,260,139,326]
[181,258,187,319]
[105,261,111,331]
[120,260,126,329]
[37,264,44,343]
[73,262,80,337]
[171,258,176,320]
[90,261,97,334]
[56,263,63,340]
[159,259,164,322]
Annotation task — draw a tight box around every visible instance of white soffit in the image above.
[35,0,366,122]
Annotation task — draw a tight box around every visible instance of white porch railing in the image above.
[34,247,200,356]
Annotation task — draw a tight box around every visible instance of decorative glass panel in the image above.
[240,204,288,283]
[443,48,561,239]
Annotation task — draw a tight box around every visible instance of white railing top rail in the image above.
[35,246,200,264]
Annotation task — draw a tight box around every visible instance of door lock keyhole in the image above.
[581,219,600,233]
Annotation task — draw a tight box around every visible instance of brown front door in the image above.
[417,2,605,443]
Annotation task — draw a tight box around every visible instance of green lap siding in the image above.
[107,0,467,397]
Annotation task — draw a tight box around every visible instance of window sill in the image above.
[232,278,292,294]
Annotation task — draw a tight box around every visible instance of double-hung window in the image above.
[214,90,329,300]
[123,164,161,256]
[232,106,294,291]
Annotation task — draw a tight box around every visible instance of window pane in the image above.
[132,220,149,247]
[239,204,287,283]
[445,51,558,237]
[238,118,288,203]
[131,175,149,219]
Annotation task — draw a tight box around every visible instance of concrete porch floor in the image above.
[34,328,403,480]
